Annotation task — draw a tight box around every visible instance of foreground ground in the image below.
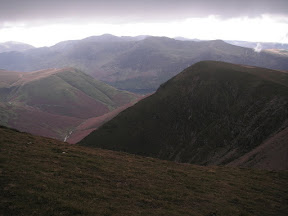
[1,126,287,216]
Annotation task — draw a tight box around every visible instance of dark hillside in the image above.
[1,126,287,216]
[79,61,288,169]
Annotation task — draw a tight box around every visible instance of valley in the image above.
[0,68,139,141]
[1,1,288,215]
[0,36,288,216]
[1,36,287,170]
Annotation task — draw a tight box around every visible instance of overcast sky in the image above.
[0,0,288,46]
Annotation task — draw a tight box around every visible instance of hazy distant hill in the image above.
[0,41,35,53]
[79,61,288,170]
[82,34,148,42]
[0,35,288,93]
[175,38,288,51]
[0,68,138,140]
[1,125,288,215]
[100,37,288,92]
[225,40,288,50]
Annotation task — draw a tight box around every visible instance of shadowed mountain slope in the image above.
[0,35,288,93]
[79,61,288,170]
[1,125,288,216]
[0,68,138,140]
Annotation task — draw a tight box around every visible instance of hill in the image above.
[0,68,138,140]
[1,125,288,216]
[225,40,288,50]
[101,37,288,92]
[264,49,288,57]
[79,61,288,170]
[0,41,35,53]
[0,35,288,93]
[66,98,144,144]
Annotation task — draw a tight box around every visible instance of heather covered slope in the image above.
[79,61,288,170]
[1,126,288,216]
[0,68,138,140]
[1,35,288,93]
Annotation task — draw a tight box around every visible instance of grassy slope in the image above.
[8,68,137,115]
[1,126,288,216]
[79,61,288,169]
[228,126,288,170]
[0,68,138,140]
[55,69,136,108]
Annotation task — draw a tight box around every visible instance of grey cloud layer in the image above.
[0,0,287,23]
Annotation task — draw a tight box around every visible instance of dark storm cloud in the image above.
[0,0,287,24]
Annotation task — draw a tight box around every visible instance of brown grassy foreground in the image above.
[1,126,287,216]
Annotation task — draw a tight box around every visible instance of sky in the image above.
[0,0,288,47]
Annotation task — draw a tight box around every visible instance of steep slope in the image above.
[66,96,146,144]
[0,68,138,140]
[1,126,288,216]
[79,61,288,170]
[227,126,288,170]
[0,35,288,93]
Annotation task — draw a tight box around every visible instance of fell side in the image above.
[1,126,287,216]
[79,61,288,170]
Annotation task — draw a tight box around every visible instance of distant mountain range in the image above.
[173,37,288,50]
[0,34,287,93]
[79,61,288,170]
[0,41,35,53]
[0,67,138,140]
[225,40,288,50]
